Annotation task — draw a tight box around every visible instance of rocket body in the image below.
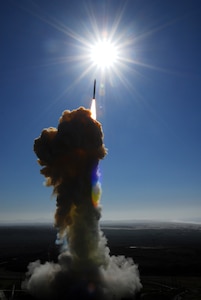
[93,79,96,99]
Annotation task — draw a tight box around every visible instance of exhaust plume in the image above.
[23,107,142,299]
[90,98,96,120]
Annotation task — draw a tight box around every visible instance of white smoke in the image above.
[23,232,141,299]
[22,108,142,299]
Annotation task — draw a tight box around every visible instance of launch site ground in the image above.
[0,221,201,299]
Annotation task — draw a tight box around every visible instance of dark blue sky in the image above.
[1,0,201,223]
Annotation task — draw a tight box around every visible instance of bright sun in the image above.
[90,40,118,69]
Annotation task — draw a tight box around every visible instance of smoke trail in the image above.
[23,107,142,299]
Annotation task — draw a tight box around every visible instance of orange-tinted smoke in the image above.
[34,107,107,233]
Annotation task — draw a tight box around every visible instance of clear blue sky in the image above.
[1,0,201,223]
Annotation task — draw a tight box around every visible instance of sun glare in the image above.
[90,40,118,69]
[29,2,141,96]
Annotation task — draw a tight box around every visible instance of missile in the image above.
[93,79,96,99]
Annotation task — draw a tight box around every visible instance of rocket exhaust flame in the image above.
[90,79,96,120]
[90,99,96,120]
[22,106,142,299]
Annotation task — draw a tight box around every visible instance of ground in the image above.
[0,222,200,299]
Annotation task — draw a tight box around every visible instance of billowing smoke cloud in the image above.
[22,107,142,299]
